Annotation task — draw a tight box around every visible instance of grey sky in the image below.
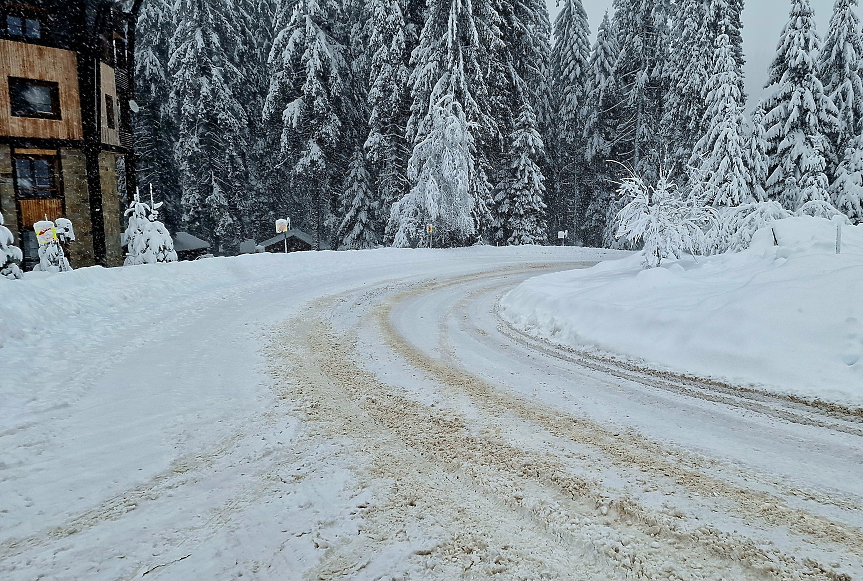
[544,0,836,112]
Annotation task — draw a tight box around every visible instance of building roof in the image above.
[172,232,210,252]
[260,229,329,250]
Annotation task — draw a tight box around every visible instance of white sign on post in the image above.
[276,218,291,253]
[34,221,57,246]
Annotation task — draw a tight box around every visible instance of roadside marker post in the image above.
[427,224,434,249]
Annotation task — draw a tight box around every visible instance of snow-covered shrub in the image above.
[615,171,716,267]
[123,191,178,265]
[710,201,790,253]
[33,220,72,273]
[0,210,22,279]
[795,200,849,221]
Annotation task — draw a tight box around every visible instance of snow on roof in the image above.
[172,232,211,252]
[260,229,329,250]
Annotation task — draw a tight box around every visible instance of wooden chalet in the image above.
[0,0,143,270]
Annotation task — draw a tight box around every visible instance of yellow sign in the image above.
[426,224,434,234]
[34,222,57,246]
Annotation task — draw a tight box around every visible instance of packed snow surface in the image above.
[502,216,863,406]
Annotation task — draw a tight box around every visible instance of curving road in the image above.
[2,250,862,580]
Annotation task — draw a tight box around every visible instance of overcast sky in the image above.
[544,0,836,112]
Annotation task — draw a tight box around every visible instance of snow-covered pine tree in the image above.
[747,103,770,203]
[612,0,669,183]
[487,0,551,245]
[0,211,22,280]
[170,0,251,253]
[134,0,181,231]
[496,103,548,245]
[661,0,710,180]
[763,0,839,210]
[365,0,413,241]
[265,0,354,250]
[820,0,863,162]
[548,0,591,239]
[690,34,755,207]
[235,0,280,238]
[831,134,863,222]
[393,0,498,246]
[582,11,621,247]
[123,190,179,265]
[392,95,479,247]
[337,148,379,249]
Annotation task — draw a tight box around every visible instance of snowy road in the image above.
[2,248,862,580]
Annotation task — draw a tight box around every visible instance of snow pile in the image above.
[0,210,22,279]
[501,217,863,406]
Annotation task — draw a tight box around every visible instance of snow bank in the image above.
[501,217,863,406]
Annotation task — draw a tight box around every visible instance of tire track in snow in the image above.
[268,270,851,580]
[375,272,862,578]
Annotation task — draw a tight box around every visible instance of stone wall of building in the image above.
[0,145,19,245]
[99,152,124,267]
[60,148,95,268]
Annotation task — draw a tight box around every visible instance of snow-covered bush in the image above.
[123,191,178,265]
[0,210,22,279]
[614,171,716,267]
[710,201,791,253]
[710,200,849,253]
[33,220,72,273]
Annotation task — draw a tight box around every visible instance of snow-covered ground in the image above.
[502,217,863,407]
[2,243,861,580]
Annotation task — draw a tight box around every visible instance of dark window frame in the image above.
[12,153,63,200]
[105,94,116,129]
[12,152,64,271]
[4,10,42,40]
[8,77,61,120]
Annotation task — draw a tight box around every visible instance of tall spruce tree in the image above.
[265,0,355,249]
[582,11,621,247]
[497,103,548,245]
[612,0,668,183]
[365,0,413,242]
[691,34,755,206]
[763,0,839,210]
[488,0,550,245]
[548,0,591,239]
[820,0,863,150]
[747,103,770,203]
[134,0,181,231]
[661,0,711,180]
[391,0,498,246]
[337,148,378,249]
[170,0,251,252]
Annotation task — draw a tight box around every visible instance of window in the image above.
[9,77,60,119]
[14,156,60,198]
[105,94,116,129]
[6,15,40,39]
